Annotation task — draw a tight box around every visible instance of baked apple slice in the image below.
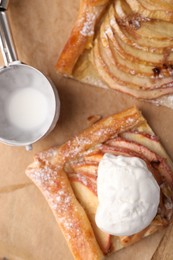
[138,0,173,12]
[70,181,111,254]
[126,0,173,22]
[26,107,173,259]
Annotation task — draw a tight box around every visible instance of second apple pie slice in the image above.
[56,0,173,109]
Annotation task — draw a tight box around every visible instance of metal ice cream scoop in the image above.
[0,0,60,150]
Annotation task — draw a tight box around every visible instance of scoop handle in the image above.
[0,0,9,10]
[0,0,18,66]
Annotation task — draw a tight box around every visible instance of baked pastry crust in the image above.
[56,0,173,108]
[56,0,110,75]
[26,107,173,259]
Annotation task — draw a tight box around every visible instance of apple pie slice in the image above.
[56,0,173,108]
[26,107,173,259]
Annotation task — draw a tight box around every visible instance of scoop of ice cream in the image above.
[95,153,160,236]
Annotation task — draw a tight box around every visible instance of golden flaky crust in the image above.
[26,107,173,259]
[56,0,173,108]
[56,0,110,75]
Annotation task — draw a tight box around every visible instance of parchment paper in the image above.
[0,0,173,259]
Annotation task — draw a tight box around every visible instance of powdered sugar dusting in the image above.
[28,164,71,211]
[126,117,135,124]
[29,164,81,240]
[38,148,57,161]
[110,17,116,27]
[104,26,113,36]
[152,94,173,109]
[65,136,93,159]
[29,165,58,187]
[77,173,88,186]
[46,188,72,213]
[80,12,96,36]
[48,191,83,242]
